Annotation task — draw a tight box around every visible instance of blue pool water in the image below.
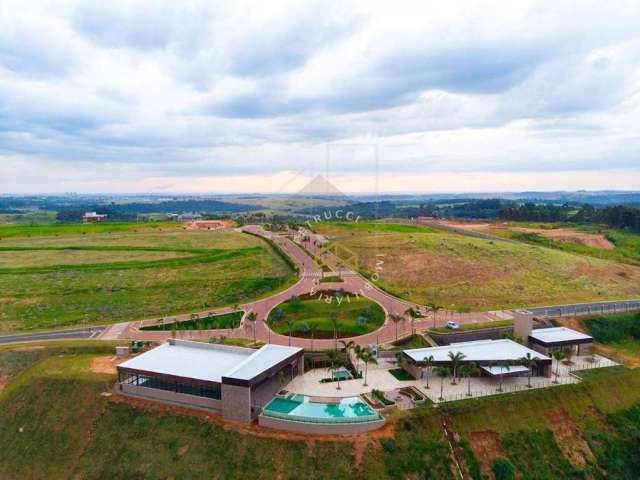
[263,395,379,423]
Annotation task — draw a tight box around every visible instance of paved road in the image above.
[526,300,640,318]
[0,326,105,345]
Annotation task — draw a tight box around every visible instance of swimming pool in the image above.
[262,394,380,424]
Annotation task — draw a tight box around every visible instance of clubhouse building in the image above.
[117,339,303,423]
[528,327,593,356]
[401,339,553,378]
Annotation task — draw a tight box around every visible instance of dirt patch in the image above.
[514,227,615,250]
[369,249,504,287]
[0,377,8,392]
[428,220,493,231]
[544,408,595,469]
[90,356,125,374]
[184,220,235,230]
[469,430,505,478]
[596,344,640,368]
[557,316,589,334]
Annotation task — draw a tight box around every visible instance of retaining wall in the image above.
[258,414,386,435]
[429,327,513,345]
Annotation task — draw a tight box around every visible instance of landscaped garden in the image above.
[140,311,243,331]
[267,291,385,338]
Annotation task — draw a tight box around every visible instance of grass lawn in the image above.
[389,368,416,381]
[0,225,295,332]
[268,293,385,339]
[141,311,243,331]
[320,275,343,283]
[391,334,432,349]
[316,222,640,311]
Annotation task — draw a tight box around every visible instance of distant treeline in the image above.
[501,203,640,232]
[54,200,258,223]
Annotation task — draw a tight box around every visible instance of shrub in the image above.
[492,458,516,480]
[582,312,640,343]
[381,439,397,453]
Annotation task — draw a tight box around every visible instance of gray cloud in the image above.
[0,1,639,192]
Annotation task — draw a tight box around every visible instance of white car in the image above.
[446,320,460,330]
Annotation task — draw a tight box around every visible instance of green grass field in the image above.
[316,222,640,310]
[0,224,295,332]
[268,293,385,338]
[2,342,640,479]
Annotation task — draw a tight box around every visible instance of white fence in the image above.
[435,376,577,403]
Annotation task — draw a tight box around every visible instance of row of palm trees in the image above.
[421,350,560,401]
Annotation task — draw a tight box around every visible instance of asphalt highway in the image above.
[0,326,105,345]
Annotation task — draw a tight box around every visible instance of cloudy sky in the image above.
[1,0,639,194]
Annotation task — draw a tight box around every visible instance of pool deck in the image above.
[286,354,617,403]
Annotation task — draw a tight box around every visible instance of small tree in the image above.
[460,362,479,397]
[327,349,344,390]
[519,352,538,388]
[289,295,301,311]
[422,355,435,389]
[447,351,466,384]
[492,458,516,480]
[434,366,450,401]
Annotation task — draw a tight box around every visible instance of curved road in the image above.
[104,226,510,347]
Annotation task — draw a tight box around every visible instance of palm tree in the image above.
[329,311,339,349]
[358,349,378,387]
[246,311,258,343]
[426,302,443,329]
[447,351,466,384]
[434,366,450,401]
[460,362,479,397]
[520,352,538,388]
[327,349,344,390]
[552,350,566,384]
[273,308,285,322]
[404,307,420,335]
[353,345,363,377]
[298,321,310,344]
[389,313,403,341]
[422,355,434,389]
[285,318,295,346]
[307,322,318,352]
